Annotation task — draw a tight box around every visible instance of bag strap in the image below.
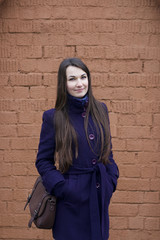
[24,194,32,210]
[28,209,38,228]
[24,177,42,211]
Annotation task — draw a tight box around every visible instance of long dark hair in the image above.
[54,58,111,173]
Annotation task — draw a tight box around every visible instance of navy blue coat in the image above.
[36,96,119,240]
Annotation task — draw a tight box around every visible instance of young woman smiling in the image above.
[36,58,119,240]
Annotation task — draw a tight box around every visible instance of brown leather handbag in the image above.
[24,176,56,229]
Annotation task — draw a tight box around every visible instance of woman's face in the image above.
[66,66,88,98]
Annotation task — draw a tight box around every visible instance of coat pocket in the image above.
[63,175,79,205]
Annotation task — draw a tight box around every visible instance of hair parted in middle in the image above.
[54,58,111,173]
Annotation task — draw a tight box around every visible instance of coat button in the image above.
[92,159,97,165]
[96,183,100,189]
[89,134,95,140]
[82,112,86,118]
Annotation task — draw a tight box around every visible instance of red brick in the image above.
[12,163,28,176]
[13,46,42,59]
[136,152,160,164]
[20,59,60,73]
[0,138,10,149]
[18,111,35,124]
[32,33,66,45]
[4,150,36,163]
[139,204,160,217]
[119,165,141,178]
[118,178,150,191]
[93,87,130,100]
[0,112,17,124]
[128,217,144,229]
[110,125,117,137]
[140,47,160,60]
[0,87,14,99]
[109,229,142,240]
[0,189,13,201]
[144,60,160,73]
[17,125,41,137]
[116,33,149,46]
[91,73,108,87]
[153,114,160,126]
[110,101,136,113]
[0,74,9,85]
[156,166,160,177]
[46,86,56,99]
[0,214,14,227]
[109,112,118,125]
[110,217,128,229]
[112,138,126,151]
[0,125,17,137]
[118,114,136,126]
[86,59,110,72]
[143,192,159,203]
[67,33,116,46]
[118,126,151,139]
[13,189,32,201]
[16,33,33,45]
[150,179,160,191]
[110,204,139,217]
[0,176,15,188]
[19,6,51,19]
[30,86,46,99]
[126,139,159,152]
[0,201,7,214]
[0,59,19,73]
[13,99,46,111]
[141,165,156,178]
[0,227,44,240]
[44,46,75,58]
[108,73,160,88]
[0,163,12,176]
[10,73,42,86]
[144,217,160,230]
[142,231,160,240]
[3,20,33,33]
[114,151,138,165]
[152,127,160,139]
[149,34,160,47]
[110,60,142,73]
[43,73,57,86]
[10,137,39,150]
[13,214,30,227]
[14,176,38,189]
[136,113,152,126]
[14,87,29,99]
[112,191,143,204]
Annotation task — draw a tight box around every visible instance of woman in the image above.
[36,58,119,240]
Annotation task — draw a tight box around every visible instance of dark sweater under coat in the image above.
[36,97,119,240]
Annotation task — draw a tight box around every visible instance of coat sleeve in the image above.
[102,103,119,193]
[35,110,66,197]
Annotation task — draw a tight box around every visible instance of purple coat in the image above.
[36,97,119,240]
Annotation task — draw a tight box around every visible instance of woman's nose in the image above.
[76,78,83,87]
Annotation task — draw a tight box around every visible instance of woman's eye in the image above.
[69,78,75,81]
[81,75,86,79]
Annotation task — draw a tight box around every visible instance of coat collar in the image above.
[67,94,89,113]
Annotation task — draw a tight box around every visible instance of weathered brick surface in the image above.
[0,0,160,239]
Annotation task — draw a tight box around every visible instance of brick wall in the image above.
[0,0,160,239]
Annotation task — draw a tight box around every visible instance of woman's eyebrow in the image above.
[68,73,86,78]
